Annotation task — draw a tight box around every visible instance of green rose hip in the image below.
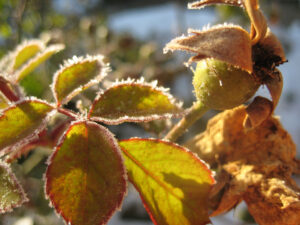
[193,59,259,110]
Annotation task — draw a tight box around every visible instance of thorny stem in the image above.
[165,101,208,142]
[0,76,20,102]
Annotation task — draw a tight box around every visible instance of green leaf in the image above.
[119,138,215,225]
[15,44,64,82]
[0,162,28,213]
[12,40,44,70]
[52,55,109,106]
[45,121,127,225]
[0,92,9,109]
[0,99,54,155]
[89,79,184,125]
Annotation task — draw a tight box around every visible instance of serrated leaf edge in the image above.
[120,138,215,225]
[11,44,65,83]
[11,39,45,70]
[0,162,29,213]
[44,120,128,225]
[0,39,45,76]
[89,77,184,125]
[0,97,55,157]
[52,55,110,106]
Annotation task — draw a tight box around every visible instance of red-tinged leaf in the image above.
[52,55,109,106]
[0,99,54,155]
[45,121,127,225]
[89,79,184,125]
[0,162,28,213]
[119,138,215,225]
[15,44,65,82]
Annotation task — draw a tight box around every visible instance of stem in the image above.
[57,107,79,120]
[0,77,20,102]
[165,101,208,142]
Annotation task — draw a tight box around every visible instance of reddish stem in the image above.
[0,77,20,102]
[57,107,79,120]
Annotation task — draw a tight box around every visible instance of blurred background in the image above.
[0,0,299,224]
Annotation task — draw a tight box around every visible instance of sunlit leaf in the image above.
[15,44,65,82]
[0,92,9,109]
[0,162,28,213]
[0,99,54,155]
[119,138,215,225]
[52,55,109,106]
[45,121,127,225]
[12,40,44,70]
[89,78,184,125]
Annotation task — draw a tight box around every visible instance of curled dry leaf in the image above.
[164,25,253,73]
[185,106,300,225]
[188,0,244,9]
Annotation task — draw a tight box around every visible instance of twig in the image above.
[164,101,208,142]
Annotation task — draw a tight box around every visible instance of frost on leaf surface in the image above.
[0,39,64,83]
[89,79,183,125]
[0,162,28,213]
[45,121,127,225]
[0,99,54,155]
[15,44,64,82]
[52,55,109,105]
[12,40,45,71]
[119,138,215,225]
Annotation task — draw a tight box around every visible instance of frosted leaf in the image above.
[52,55,109,106]
[0,98,54,156]
[0,162,28,213]
[89,78,184,125]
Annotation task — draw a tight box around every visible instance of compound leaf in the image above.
[52,55,109,106]
[0,162,28,213]
[45,121,127,225]
[89,79,183,125]
[0,99,54,155]
[119,138,215,225]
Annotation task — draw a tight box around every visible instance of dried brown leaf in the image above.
[244,96,273,129]
[185,106,300,223]
[188,0,244,9]
[164,25,253,73]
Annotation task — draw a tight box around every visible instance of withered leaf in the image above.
[164,25,253,73]
[188,0,244,9]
